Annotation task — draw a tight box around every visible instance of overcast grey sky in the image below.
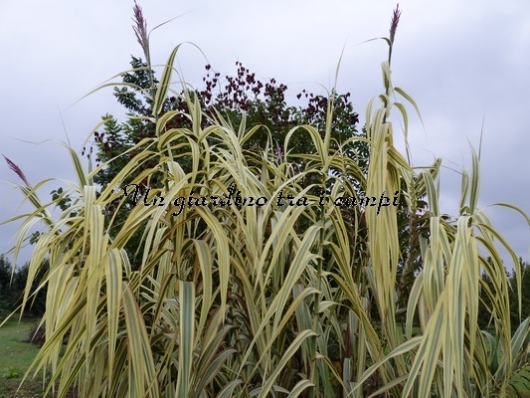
[1,0,529,268]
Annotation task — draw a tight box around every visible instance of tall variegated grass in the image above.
[3,5,530,397]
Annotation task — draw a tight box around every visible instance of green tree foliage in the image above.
[90,58,364,183]
[0,255,13,318]
[510,259,530,327]
[479,258,530,333]
[0,255,47,320]
[87,55,368,267]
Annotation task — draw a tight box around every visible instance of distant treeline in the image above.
[0,255,47,320]
[478,257,530,332]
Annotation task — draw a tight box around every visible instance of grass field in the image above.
[0,318,46,398]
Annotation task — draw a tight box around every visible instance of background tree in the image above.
[0,255,14,319]
[87,12,430,313]
[478,257,530,333]
[88,56,367,267]
[509,259,530,331]
[0,255,47,320]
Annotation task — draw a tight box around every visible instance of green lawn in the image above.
[0,318,45,398]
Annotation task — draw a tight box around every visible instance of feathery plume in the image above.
[132,1,149,60]
[389,3,401,44]
[3,155,30,186]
